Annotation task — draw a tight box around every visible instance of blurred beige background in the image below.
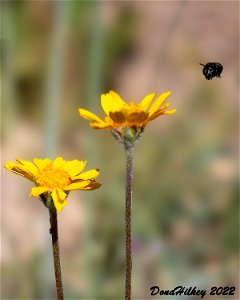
[1,1,239,299]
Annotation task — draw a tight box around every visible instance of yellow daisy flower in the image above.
[4,157,101,211]
[79,90,176,130]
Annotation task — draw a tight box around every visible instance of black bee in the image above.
[200,62,223,80]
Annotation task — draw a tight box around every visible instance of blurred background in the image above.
[1,1,239,299]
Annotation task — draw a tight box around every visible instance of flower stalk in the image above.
[124,144,134,300]
[111,126,138,300]
[4,157,101,299]
[79,90,176,300]
[47,196,64,300]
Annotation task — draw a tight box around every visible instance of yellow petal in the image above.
[140,93,156,111]
[101,92,125,116]
[162,108,177,115]
[72,169,99,180]
[16,159,39,177]
[4,162,14,170]
[30,186,49,197]
[65,180,91,191]
[89,122,112,129]
[149,91,172,116]
[159,103,170,110]
[83,181,101,190]
[147,107,176,122]
[4,161,21,172]
[5,161,36,181]
[109,111,126,123]
[127,111,149,123]
[79,108,105,124]
[101,94,112,116]
[109,90,126,107]
[53,157,64,169]
[147,111,164,122]
[34,158,51,171]
[52,188,67,211]
[64,160,87,177]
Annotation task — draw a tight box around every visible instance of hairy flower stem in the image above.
[48,201,64,300]
[124,145,134,300]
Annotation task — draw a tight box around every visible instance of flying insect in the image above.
[200,62,223,80]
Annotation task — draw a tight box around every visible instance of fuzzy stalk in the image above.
[48,200,64,300]
[124,144,134,300]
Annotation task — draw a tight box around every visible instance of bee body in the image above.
[200,62,223,80]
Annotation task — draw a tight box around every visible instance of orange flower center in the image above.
[35,164,71,189]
